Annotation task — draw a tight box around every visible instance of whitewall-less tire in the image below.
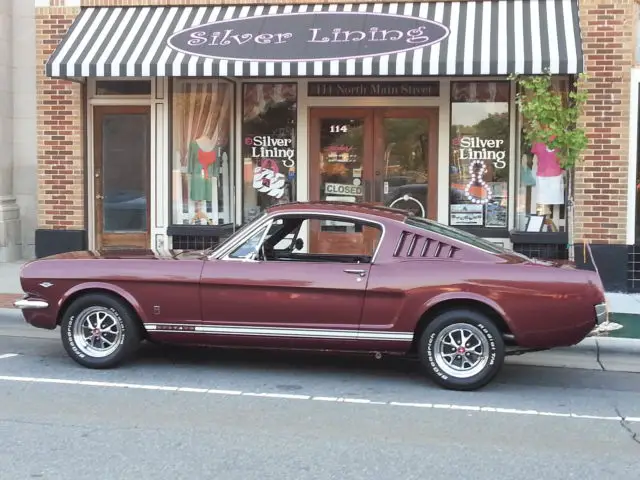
[60,293,142,369]
[418,309,505,391]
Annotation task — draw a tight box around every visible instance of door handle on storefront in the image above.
[344,269,366,277]
[95,195,104,199]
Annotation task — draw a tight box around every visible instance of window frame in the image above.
[513,77,571,235]
[226,219,275,262]
[448,80,512,237]
[168,77,236,228]
[215,211,387,264]
[240,82,298,224]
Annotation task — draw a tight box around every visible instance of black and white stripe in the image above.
[46,0,584,78]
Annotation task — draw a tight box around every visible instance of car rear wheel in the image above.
[60,293,141,369]
[418,309,505,391]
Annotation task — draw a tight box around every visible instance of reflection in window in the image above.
[171,79,234,226]
[242,83,297,223]
[228,224,270,260]
[449,82,510,229]
[515,77,569,233]
[382,117,430,217]
[319,118,365,204]
[101,113,149,233]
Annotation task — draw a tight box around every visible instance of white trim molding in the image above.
[627,67,640,245]
[144,323,414,342]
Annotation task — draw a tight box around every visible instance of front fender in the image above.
[58,282,148,324]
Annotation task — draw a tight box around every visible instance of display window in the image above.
[515,77,569,233]
[171,79,234,226]
[449,81,511,230]
[241,83,297,223]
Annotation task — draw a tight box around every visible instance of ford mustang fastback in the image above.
[14,202,608,391]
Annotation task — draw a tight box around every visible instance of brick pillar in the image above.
[574,0,635,245]
[36,7,84,234]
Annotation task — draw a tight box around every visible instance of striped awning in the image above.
[46,0,584,78]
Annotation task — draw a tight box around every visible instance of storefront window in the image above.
[449,82,510,229]
[242,83,297,223]
[171,79,234,226]
[515,77,569,233]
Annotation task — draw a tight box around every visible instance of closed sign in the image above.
[325,183,363,196]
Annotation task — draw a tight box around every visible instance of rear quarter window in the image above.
[404,216,505,255]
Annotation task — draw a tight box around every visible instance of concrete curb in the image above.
[573,336,640,355]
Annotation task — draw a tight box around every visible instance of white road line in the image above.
[0,374,636,424]
[0,354,19,360]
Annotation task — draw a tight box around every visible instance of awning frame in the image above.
[46,1,584,79]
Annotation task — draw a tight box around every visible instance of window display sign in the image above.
[245,134,295,168]
[242,83,297,222]
[449,81,510,229]
[325,182,363,197]
[450,204,483,226]
[168,12,449,62]
[454,136,507,205]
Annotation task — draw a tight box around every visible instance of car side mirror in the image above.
[294,238,304,251]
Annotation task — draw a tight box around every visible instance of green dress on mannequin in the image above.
[188,135,221,202]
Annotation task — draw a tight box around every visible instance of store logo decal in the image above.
[167,12,450,62]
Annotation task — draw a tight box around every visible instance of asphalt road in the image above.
[0,309,638,480]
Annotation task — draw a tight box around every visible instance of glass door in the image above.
[373,108,439,220]
[93,106,151,250]
[309,107,438,254]
[309,108,375,254]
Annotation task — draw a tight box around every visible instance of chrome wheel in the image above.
[433,323,490,379]
[72,307,123,358]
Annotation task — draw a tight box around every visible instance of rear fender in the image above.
[421,291,517,335]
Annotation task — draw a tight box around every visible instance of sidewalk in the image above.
[1,259,639,341]
[0,261,24,309]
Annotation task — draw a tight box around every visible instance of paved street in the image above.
[1,309,638,480]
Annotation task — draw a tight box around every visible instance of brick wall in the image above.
[36,6,84,230]
[573,0,636,244]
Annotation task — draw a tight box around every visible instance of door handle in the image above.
[344,269,367,277]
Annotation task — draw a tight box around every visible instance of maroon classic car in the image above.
[15,202,608,391]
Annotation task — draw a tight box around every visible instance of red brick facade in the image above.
[574,0,636,244]
[36,7,84,230]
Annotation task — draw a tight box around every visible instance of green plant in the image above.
[509,71,589,170]
[509,71,589,261]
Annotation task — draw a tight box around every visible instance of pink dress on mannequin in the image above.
[531,142,564,204]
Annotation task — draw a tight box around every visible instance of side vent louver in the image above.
[393,231,461,259]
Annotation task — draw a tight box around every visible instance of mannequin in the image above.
[187,134,221,202]
[531,140,564,205]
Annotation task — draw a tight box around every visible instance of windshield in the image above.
[208,212,268,255]
[404,216,507,255]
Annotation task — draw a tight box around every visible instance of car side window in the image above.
[264,216,382,264]
[228,224,270,260]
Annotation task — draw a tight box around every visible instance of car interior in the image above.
[256,216,374,264]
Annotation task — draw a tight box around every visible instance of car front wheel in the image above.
[418,309,505,391]
[60,293,141,369]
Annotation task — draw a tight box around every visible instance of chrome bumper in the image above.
[13,298,49,309]
[588,302,623,336]
[594,302,608,325]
